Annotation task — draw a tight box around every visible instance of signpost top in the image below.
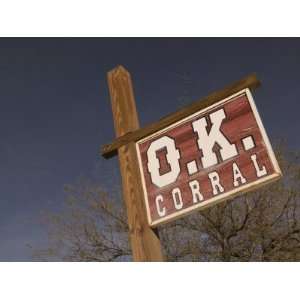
[101,72,260,159]
[102,66,281,260]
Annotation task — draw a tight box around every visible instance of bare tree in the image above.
[33,142,300,261]
[33,181,130,261]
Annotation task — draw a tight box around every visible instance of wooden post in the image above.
[107,65,164,261]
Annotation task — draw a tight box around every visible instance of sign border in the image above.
[136,88,282,227]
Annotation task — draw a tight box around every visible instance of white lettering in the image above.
[189,179,204,203]
[232,162,247,187]
[172,187,183,210]
[192,108,238,168]
[147,136,181,188]
[251,154,267,178]
[155,194,166,217]
[208,171,225,195]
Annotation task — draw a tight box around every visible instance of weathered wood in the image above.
[136,90,282,227]
[107,65,164,261]
[102,73,260,159]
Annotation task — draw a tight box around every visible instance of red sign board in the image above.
[136,88,282,227]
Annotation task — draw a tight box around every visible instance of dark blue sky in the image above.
[0,38,299,261]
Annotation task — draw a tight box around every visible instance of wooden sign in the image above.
[102,68,281,260]
[135,88,282,227]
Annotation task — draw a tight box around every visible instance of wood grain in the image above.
[107,65,163,261]
[136,91,281,226]
[102,73,260,158]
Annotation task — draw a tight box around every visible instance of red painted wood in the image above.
[137,92,279,225]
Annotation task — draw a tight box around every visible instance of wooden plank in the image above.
[107,65,164,261]
[135,89,282,227]
[101,73,260,159]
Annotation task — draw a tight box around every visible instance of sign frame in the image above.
[136,88,282,227]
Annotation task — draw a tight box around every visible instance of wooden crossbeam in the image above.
[101,73,260,159]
